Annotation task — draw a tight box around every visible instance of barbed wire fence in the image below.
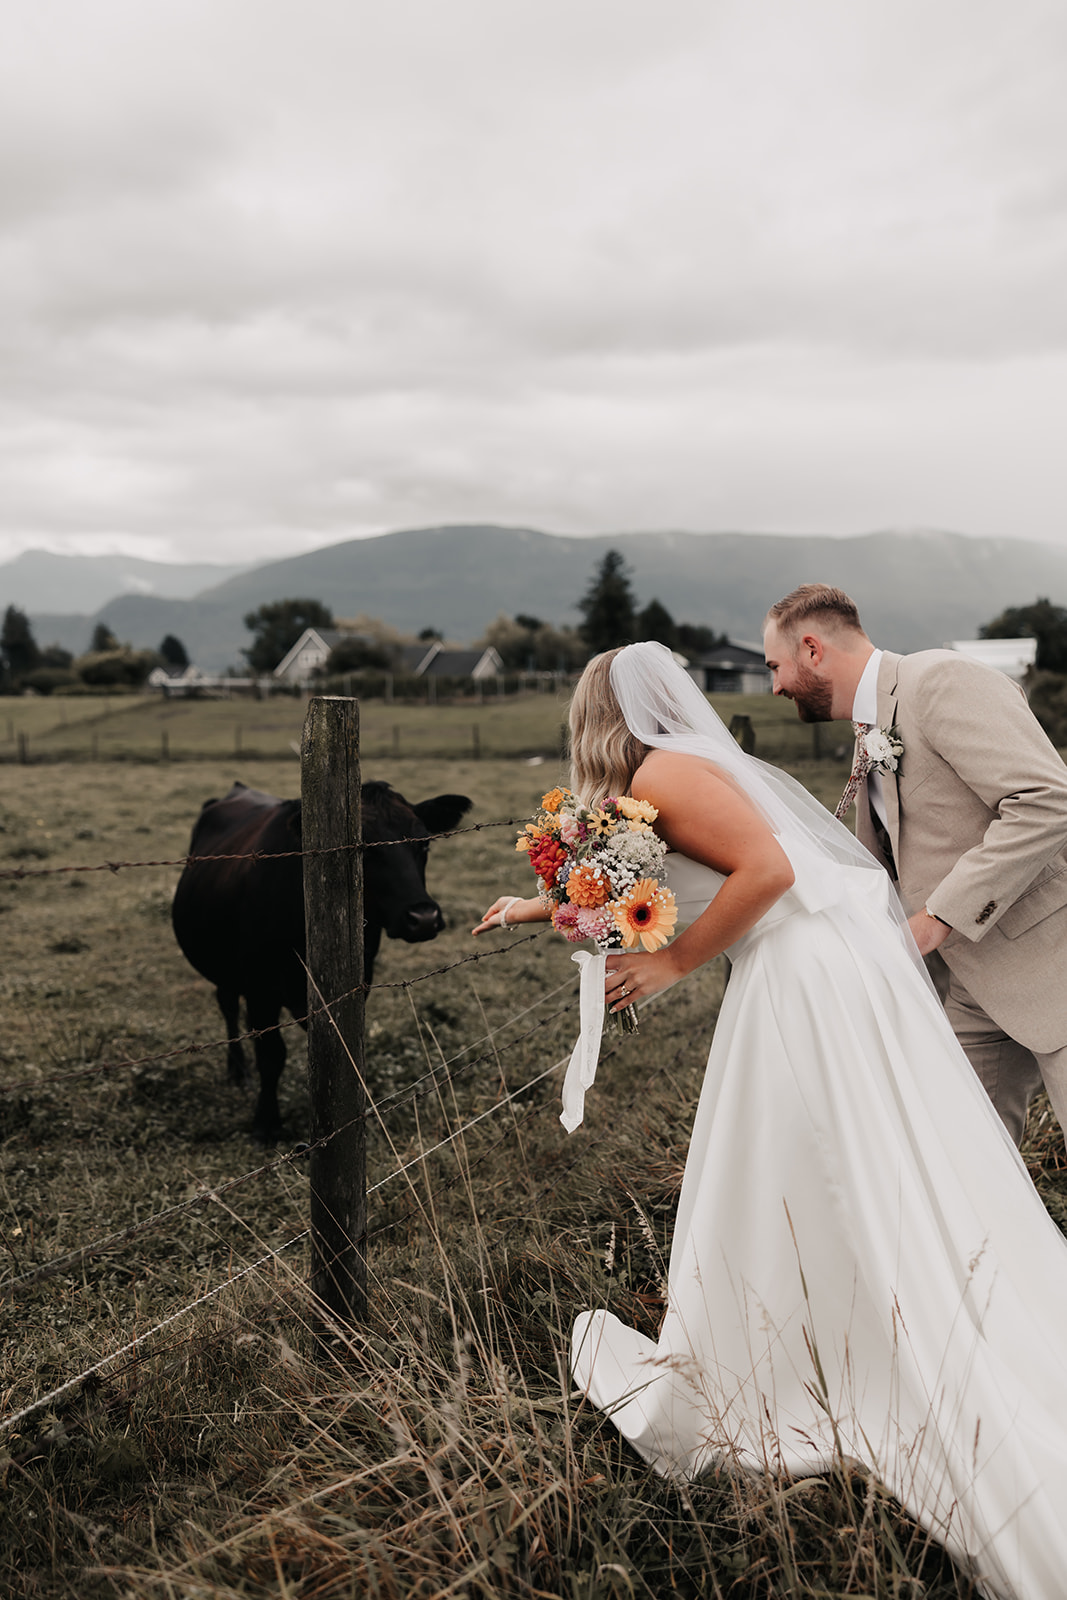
[0,972,687,1445]
[1,695,704,1442]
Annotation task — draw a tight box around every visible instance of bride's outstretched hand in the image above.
[472,895,547,936]
[604,949,683,1013]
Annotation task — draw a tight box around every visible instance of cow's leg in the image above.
[216,986,247,1086]
[245,992,287,1142]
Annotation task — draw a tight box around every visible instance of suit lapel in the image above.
[876,652,902,852]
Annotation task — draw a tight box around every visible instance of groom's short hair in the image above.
[764,584,867,642]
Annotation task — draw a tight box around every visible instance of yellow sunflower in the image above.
[614,879,678,951]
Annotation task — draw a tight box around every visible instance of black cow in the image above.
[172,780,471,1138]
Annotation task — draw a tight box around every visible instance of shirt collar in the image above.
[851,649,883,725]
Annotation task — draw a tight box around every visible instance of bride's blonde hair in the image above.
[568,649,648,809]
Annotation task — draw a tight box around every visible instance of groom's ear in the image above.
[799,632,825,664]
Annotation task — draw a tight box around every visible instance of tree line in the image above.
[2,549,722,693]
[0,610,191,696]
[242,551,726,680]
[7,560,1067,706]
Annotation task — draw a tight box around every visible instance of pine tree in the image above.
[1,606,40,681]
[91,621,119,652]
[636,598,679,650]
[577,550,637,655]
[159,634,190,670]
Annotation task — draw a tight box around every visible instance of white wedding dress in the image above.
[571,846,1067,1600]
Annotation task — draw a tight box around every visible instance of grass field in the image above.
[2,709,1063,1597]
[0,686,851,769]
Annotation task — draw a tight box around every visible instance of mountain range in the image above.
[4,524,1066,671]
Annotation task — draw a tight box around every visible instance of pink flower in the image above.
[559,815,581,845]
[551,903,586,943]
[576,904,616,942]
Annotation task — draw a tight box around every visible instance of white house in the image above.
[275,630,504,686]
[945,637,1038,684]
[273,627,359,684]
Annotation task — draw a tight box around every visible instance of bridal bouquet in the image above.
[517,786,678,1031]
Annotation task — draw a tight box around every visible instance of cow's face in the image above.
[362,785,472,943]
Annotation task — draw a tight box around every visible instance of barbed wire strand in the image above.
[1,986,578,1295]
[0,930,547,1096]
[364,986,686,1247]
[0,1229,310,1440]
[1,1042,579,1435]
[0,814,528,882]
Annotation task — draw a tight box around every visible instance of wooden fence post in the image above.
[17,732,28,765]
[301,696,367,1330]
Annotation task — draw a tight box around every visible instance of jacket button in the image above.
[976,900,997,924]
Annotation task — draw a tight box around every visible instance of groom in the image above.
[762,582,1067,1145]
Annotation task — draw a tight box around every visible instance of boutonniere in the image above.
[862,724,903,774]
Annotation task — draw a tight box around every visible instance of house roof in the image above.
[420,647,502,678]
[273,626,372,676]
[694,641,770,671]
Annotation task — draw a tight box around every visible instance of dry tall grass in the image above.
[2,749,1056,1596]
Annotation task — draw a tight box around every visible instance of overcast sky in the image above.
[2,0,1066,565]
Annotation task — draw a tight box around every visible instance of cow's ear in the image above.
[413,794,472,836]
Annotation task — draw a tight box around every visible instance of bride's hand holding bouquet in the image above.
[473,784,679,1031]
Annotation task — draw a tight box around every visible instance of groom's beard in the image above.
[785,661,834,723]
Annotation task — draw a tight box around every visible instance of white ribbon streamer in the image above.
[560,949,608,1132]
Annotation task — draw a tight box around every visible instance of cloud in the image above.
[1,0,1066,562]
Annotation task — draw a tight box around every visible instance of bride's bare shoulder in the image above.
[631,749,726,802]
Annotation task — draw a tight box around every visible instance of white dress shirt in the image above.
[850,649,889,829]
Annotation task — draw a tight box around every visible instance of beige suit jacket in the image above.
[854,649,1067,1054]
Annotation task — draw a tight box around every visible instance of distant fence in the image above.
[0,700,853,768]
[0,721,569,766]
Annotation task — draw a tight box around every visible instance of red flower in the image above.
[527,835,568,889]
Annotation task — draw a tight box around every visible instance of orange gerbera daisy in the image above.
[565,860,611,908]
[614,879,678,951]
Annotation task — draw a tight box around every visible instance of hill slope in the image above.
[21,524,1067,670]
[1,549,249,615]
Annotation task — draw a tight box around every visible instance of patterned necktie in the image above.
[834,721,873,821]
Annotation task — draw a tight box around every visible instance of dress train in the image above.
[570,853,1067,1600]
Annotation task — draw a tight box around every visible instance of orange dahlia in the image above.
[614,879,678,951]
[540,786,570,814]
[565,860,612,908]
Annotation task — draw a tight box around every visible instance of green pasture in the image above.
[2,743,1055,1598]
[0,686,854,769]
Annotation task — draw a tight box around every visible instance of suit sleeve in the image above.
[919,658,1067,942]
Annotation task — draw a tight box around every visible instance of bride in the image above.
[475,641,1067,1600]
